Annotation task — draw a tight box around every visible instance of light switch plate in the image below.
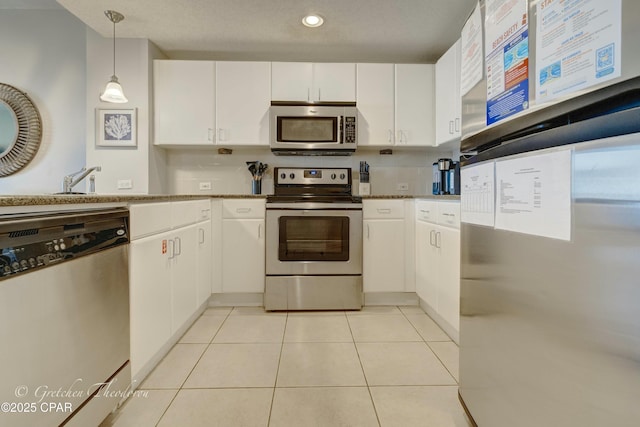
[117,179,133,190]
[199,181,212,190]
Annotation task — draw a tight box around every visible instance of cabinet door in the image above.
[313,63,356,102]
[415,221,440,309]
[271,62,313,102]
[395,64,435,147]
[437,226,460,331]
[196,220,213,306]
[216,61,271,145]
[435,39,461,146]
[154,60,215,145]
[171,225,199,333]
[129,232,173,378]
[222,218,265,293]
[357,63,395,146]
[363,219,405,292]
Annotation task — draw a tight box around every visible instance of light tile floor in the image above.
[101,306,472,427]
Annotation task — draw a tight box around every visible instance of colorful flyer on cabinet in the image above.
[484,0,529,126]
[460,2,484,96]
[461,161,495,227]
[494,149,571,241]
[535,0,621,103]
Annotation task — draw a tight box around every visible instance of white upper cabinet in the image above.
[272,62,356,102]
[356,63,395,146]
[216,61,271,145]
[357,63,435,147]
[435,39,462,146]
[154,60,215,146]
[395,64,435,147]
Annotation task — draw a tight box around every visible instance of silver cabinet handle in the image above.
[429,230,435,246]
[435,232,441,249]
[377,208,392,214]
[258,223,262,239]
[367,224,370,239]
[318,88,321,101]
[168,239,176,259]
[388,129,393,143]
[208,128,214,142]
[199,228,205,244]
[449,120,454,134]
[307,88,311,102]
[236,207,251,213]
[455,118,460,132]
[218,128,226,142]
[175,237,182,256]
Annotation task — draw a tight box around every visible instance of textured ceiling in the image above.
[56,0,476,63]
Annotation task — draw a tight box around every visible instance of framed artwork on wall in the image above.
[96,108,137,147]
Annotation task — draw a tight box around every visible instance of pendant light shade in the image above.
[100,10,128,103]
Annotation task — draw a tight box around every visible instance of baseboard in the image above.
[209,292,264,307]
[418,297,459,344]
[364,292,419,306]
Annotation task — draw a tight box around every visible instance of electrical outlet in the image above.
[199,181,212,190]
[117,179,133,190]
[397,183,409,191]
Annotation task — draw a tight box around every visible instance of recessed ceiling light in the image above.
[302,14,324,28]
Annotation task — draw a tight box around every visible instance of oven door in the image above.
[266,207,362,276]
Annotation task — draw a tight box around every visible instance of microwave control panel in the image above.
[344,117,356,144]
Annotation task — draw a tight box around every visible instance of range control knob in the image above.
[20,260,28,269]
[289,173,295,179]
[340,173,346,180]
[331,173,337,180]
[280,173,286,180]
[11,262,20,271]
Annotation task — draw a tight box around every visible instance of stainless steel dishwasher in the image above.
[0,208,131,427]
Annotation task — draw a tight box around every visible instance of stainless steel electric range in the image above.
[265,167,363,311]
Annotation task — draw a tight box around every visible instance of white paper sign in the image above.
[495,149,572,240]
[460,2,484,96]
[536,0,622,103]
[461,161,495,227]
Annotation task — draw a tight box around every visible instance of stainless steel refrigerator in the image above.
[458,2,640,426]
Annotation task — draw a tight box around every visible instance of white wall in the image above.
[166,147,454,196]
[85,30,168,194]
[0,9,86,194]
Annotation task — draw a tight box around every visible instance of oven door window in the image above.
[279,216,349,261]
[277,117,337,142]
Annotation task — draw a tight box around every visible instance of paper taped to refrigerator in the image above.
[461,161,495,227]
[495,149,571,240]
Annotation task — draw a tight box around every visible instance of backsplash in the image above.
[166,147,455,195]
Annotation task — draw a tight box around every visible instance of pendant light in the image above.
[100,10,128,103]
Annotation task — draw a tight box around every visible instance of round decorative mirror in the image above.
[0,83,42,177]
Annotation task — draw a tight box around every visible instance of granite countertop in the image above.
[0,194,267,207]
[361,194,460,200]
[0,193,458,207]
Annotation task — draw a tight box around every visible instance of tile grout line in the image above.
[266,311,288,426]
[347,309,383,427]
[154,305,234,427]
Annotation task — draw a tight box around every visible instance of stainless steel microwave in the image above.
[270,103,357,155]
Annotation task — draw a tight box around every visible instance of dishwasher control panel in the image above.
[0,209,129,279]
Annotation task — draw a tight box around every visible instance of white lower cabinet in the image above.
[363,200,409,293]
[129,200,212,380]
[129,229,173,379]
[415,200,461,337]
[221,199,265,293]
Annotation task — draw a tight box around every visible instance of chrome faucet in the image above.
[62,166,102,194]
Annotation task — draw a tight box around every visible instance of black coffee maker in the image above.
[432,158,460,195]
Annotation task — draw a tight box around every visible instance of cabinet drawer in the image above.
[415,200,438,223]
[171,200,205,228]
[223,199,265,219]
[129,202,173,240]
[196,199,212,221]
[437,201,460,229]
[363,200,405,219]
